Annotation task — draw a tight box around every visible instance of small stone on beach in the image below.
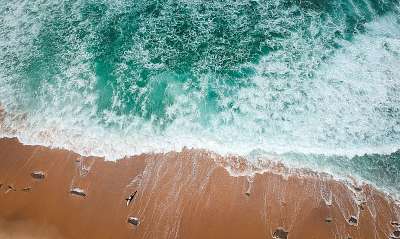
[31,171,46,179]
[70,187,86,197]
[348,216,358,226]
[273,227,288,239]
[325,217,333,223]
[127,217,140,226]
[22,187,32,192]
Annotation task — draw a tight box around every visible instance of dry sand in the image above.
[0,137,399,239]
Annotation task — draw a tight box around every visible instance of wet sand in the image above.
[0,137,399,239]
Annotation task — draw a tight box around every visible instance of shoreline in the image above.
[0,137,399,238]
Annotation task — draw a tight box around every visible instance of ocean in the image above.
[0,0,399,197]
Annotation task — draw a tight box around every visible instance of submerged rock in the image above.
[273,227,288,239]
[70,187,86,197]
[127,217,140,226]
[31,171,46,179]
[348,216,358,226]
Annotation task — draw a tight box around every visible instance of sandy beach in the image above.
[0,137,399,239]
[1,0,400,237]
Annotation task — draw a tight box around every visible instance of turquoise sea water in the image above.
[0,0,399,195]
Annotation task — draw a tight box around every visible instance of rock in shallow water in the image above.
[273,227,288,239]
[348,216,358,226]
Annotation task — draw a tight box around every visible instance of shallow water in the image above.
[0,0,399,195]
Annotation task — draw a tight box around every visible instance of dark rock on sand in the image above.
[70,187,86,197]
[325,217,333,223]
[348,216,358,226]
[273,227,288,239]
[127,217,140,226]
[393,230,400,237]
[31,171,46,179]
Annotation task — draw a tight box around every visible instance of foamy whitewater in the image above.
[0,0,399,195]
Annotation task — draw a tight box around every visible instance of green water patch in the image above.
[2,0,399,128]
